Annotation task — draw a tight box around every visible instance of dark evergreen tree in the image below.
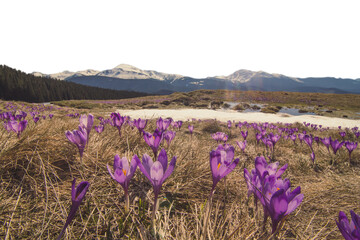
[0,65,149,102]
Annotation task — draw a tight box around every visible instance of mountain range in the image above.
[32,64,360,94]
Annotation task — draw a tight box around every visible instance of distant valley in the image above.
[33,64,360,94]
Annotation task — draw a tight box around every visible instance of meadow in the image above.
[0,94,359,239]
[53,90,360,119]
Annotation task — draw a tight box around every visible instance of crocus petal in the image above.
[336,211,353,240]
[287,186,301,202]
[114,168,127,188]
[79,115,87,127]
[150,161,164,183]
[71,178,76,200]
[142,154,153,175]
[128,155,139,180]
[119,157,130,172]
[275,164,288,178]
[65,131,75,143]
[107,164,116,180]
[210,150,222,179]
[285,193,303,216]
[267,162,279,175]
[72,180,90,203]
[269,189,288,223]
[219,158,240,179]
[161,156,177,184]
[244,168,254,196]
[255,156,269,180]
[157,149,168,172]
[113,155,121,169]
[350,210,360,233]
[136,155,154,185]
[223,144,235,165]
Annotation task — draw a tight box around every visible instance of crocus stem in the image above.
[254,197,258,223]
[272,146,275,161]
[224,177,227,197]
[201,188,214,240]
[124,190,130,214]
[57,225,67,240]
[57,206,78,240]
[349,153,352,165]
[151,193,159,233]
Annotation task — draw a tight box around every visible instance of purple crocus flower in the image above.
[177,120,183,130]
[321,137,331,153]
[241,130,248,140]
[265,185,303,234]
[330,139,345,155]
[134,118,147,135]
[244,156,300,235]
[202,143,240,238]
[127,120,135,129]
[339,131,346,139]
[256,133,262,144]
[314,136,320,147]
[57,178,90,240]
[188,125,194,135]
[136,149,176,224]
[107,155,138,213]
[171,120,183,130]
[254,156,288,184]
[94,124,104,134]
[65,127,88,160]
[136,149,176,197]
[8,120,28,137]
[289,134,297,145]
[156,117,172,132]
[163,130,176,147]
[268,133,281,160]
[236,140,247,153]
[143,129,163,158]
[345,141,358,163]
[33,116,40,123]
[49,114,54,119]
[304,135,313,151]
[244,168,261,198]
[355,132,360,139]
[211,132,228,143]
[310,152,315,163]
[111,113,125,136]
[215,144,235,166]
[298,133,305,145]
[227,120,232,129]
[3,121,12,132]
[209,146,239,194]
[269,133,281,145]
[336,210,360,240]
[79,114,94,138]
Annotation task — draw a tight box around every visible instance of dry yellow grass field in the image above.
[1,104,359,239]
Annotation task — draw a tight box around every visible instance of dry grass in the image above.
[0,106,359,239]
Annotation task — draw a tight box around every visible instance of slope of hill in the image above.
[34,65,360,94]
[34,64,183,81]
[67,75,177,95]
[0,65,149,103]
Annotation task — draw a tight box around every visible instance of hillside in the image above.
[41,65,360,94]
[0,65,149,103]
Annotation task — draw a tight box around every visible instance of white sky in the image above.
[1,0,360,79]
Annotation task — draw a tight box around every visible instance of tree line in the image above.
[0,65,149,103]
